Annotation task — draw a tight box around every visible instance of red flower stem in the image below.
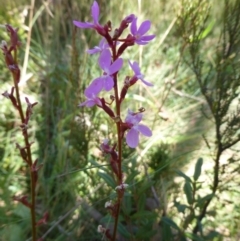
[112,42,123,241]
[13,49,37,241]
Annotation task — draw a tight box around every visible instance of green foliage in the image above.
[193,157,203,181]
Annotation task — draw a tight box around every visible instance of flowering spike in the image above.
[73,3,155,239]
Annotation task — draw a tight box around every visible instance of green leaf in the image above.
[194,158,203,181]
[175,169,192,183]
[162,220,173,241]
[204,230,220,240]
[185,232,205,241]
[135,228,157,239]
[196,193,214,208]
[117,222,132,239]
[189,21,215,42]
[199,20,215,40]
[131,210,157,220]
[184,181,193,205]
[137,193,146,211]
[137,180,154,194]
[175,201,189,213]
[98,171,116,188]
[125,168,139,183]
[122,194,132,216]
[161,216,180,231]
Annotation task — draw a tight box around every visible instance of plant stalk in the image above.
[13,49,37,241]
[112,43,123,241]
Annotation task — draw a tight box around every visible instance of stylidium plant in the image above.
[73,1,155,240]
[1,25,47,241]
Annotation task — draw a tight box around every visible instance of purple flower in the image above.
[86,49,123,94]
[73,1,104,33]
[130,18,155,45]
[79,87,102,107]
[123,14,135,24]
[125,110,152,148]
[128,61,153,86]
[87,38,109,55]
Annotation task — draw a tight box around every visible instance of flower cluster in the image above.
[74,0,154,149]
[73,2,155,239]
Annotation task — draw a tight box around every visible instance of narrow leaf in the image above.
[184,181,193,205]
[175,169,192,183]
[98,171,116,188]
[131,210,157,220]
[194,158,203,181]
[161,216,180,230]
[135,228,157,239]
[117,222,132,239]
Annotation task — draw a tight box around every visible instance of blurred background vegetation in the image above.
[0,0,240,240]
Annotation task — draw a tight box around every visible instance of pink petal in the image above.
[103,76,114,91]
[138,124,152,137]
[73,20,94,29]
[79,99,95,107]
[99,49,111,71]
[134,113,143,123]
[91,1,99,24]
[87,47,101,54]
[137,20,151,36]
[132,61,141,75]
[125,109,135,123]
[140,35,155,41]
[108,58,123,75]
[139,77,153,86]
[126,129,139,148]
[85,99,98,107]
[135,40,149,45]
[85,78,103,96]
[130,17,137,35]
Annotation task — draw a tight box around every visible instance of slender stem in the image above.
[192,122,222,235]
[112,42,123,241]
[30,174,37,241]
[13,50,37,241]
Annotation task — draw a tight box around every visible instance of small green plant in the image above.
[173,0,240,239]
